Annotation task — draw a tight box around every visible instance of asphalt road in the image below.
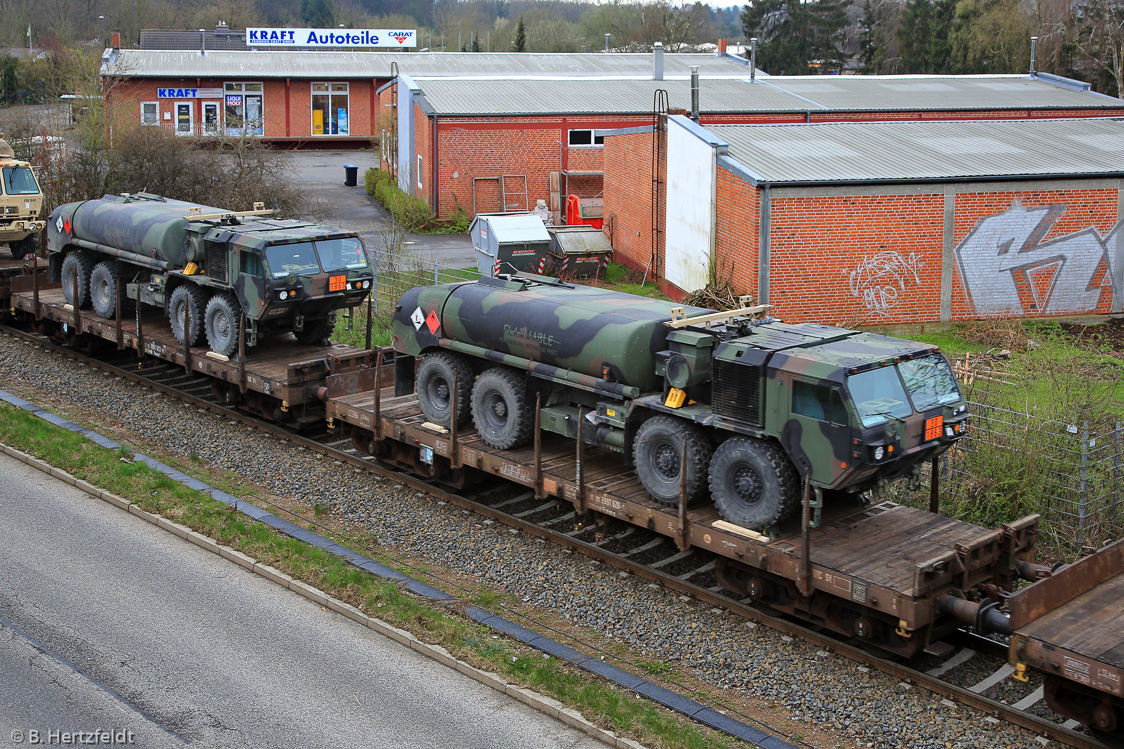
[285,150,475,267]
[0,450,605,749]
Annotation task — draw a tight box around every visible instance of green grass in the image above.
[0,402,750,749]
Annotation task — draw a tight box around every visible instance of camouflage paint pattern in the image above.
[0,140,44,245]
[394,275,969,495]
[47,193,374,327]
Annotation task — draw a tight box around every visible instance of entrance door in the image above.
[174,101,193,136]
[202,101,220,136]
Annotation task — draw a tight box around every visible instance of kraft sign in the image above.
[246,28,416,48]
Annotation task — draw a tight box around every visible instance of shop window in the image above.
[568,129,604,147]
[311,82,349,136]
[141,101,158,126]
[224,82,264,136]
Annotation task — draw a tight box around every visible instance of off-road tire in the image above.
[89,261,118,320]
[471,367,533,450]
[61,251,94,309]
[709,437,800,529]
[416,351,473,428]
[10,235,35,260]
[294,311,336,346]
[633,415,712,507]
[205,293,241,356]
[167,284,206,346]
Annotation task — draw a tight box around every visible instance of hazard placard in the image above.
[410,307,425,330]
[425,310,440,334]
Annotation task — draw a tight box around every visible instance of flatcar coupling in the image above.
[937,595,1013,637]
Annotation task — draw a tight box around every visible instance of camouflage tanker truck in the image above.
[393,274,969,529]
[46,193,374,356]
[0,138,45,259]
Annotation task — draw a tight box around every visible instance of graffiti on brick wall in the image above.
[956,201,1121,316]
[844,250,926,314]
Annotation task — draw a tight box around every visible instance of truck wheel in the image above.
[633,415,712,507]
[205,293,240,356]
[89,262,118,320]
[10,235,35,260]
[167,284,206,346]
[416,352,473,428]
[709,437,799,529]
[61,251,94,309]
[471,367,533,450]
[294,312,336,345]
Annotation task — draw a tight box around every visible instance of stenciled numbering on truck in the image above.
[47,193,374,356]
[393,274,969,530]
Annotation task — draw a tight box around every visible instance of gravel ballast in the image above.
[0,331,1061,749]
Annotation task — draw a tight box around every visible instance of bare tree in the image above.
[1074,0,1124,95]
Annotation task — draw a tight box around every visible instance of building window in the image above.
[141,101,158,126]
[568,129,604,147]
[417,155,423,189]
[224,82,264,136]
[312,82,349,135]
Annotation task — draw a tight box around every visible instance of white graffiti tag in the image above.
[844,250,926,314]
[956,202,1120,316]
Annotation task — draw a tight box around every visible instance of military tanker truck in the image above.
[46,193,374,356]
[0,138,45,259]
[392,274,969,529]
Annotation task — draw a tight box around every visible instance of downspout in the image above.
[285,78,291,137]
[759,183,771,304]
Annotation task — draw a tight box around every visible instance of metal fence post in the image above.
[1079,420,1089,547]
[372,257,379,315]
[1113,422,1122,523]
[433,258,439,284]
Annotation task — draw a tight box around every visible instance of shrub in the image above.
[365,167,434,231]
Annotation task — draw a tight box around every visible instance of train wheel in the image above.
[471,367,533,450]
[167,284,206,346]
[89,261,118,320]
[632,415,711,507]
[416,351,473,428]
[709,437,799,529]
[205,293,240,356]
[61,251,94,309]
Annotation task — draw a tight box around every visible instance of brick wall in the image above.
[414,102,430,201]
[603,128,664,274]
[713,168,760,301]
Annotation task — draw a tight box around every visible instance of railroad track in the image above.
[0,323,1105,749]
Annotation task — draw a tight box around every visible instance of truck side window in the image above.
[240,251,263,277]
[793,381,847,425]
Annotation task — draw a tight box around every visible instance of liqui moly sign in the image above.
[246,28,416,48]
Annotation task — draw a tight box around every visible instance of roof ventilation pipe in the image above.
[199,29,206,57]
[690,66,700,122]
[654,42,664,80]
[1029,36,1038,77]
[750,37,758,82]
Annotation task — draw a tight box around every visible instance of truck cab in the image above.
[0,139,45,259]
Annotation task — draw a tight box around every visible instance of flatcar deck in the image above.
[329,383,1028,636]
[0,255,46,305]
[11,286,374,421]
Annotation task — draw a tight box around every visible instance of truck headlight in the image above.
[363,280,370,289]
[873,446,884,461]
[279,291,288,300]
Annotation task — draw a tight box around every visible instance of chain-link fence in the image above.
[887,375,1124,552]
[369,252,482,316]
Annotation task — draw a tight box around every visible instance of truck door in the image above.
[236,249,267,320]
[782,379,852,486]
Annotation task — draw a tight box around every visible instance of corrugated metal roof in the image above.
[769,75,1120,111]
[416,78,819,115]
[711,118,1124,184]
[102,49,752,80]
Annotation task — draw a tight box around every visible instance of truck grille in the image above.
[205,243,226,280]
[3,206,16,215]
[712,360,761,426]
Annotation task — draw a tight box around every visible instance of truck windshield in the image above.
[265,243,320,278]
[2,166,38,195]
[847,367,913,427]
[898,354,962,411]
[314,237,367,273]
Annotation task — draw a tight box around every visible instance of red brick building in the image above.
[603,115,1124,325]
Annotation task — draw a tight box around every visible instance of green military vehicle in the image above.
[393,274,969,529]
[0,138,45,259]
[46,193,374,356]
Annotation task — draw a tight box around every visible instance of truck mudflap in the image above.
[1008,539,1124,739]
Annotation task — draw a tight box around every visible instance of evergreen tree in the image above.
[300,0,335,27]
[897,0,954,73]
[513,17,527,52]
[741,0,850,74]
[471,35,481,52]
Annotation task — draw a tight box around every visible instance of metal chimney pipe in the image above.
[654,42,664,81]
[605,34,611,53]
[690,66,699,122]
[750,38,758,82]
[1029,36,1038,77]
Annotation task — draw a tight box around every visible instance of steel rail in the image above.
[0,322,1103,749]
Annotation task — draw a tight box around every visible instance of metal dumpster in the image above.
[470,213,552,277]
[547,226,613,278]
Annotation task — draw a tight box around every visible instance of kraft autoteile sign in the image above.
[246,28,416,48]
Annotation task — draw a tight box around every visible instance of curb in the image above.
[0,388,794,749]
